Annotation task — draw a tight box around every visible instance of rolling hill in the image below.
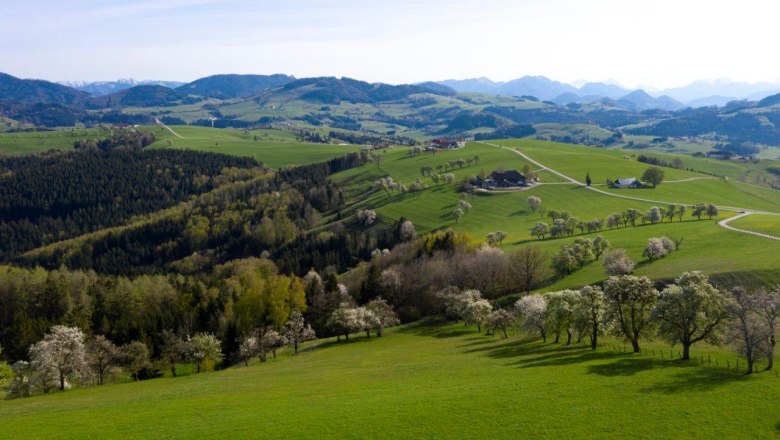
[176,74,296,99]
[0,72,89,104]
[86,85,195,108]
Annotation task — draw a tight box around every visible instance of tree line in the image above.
[440,272,779,373]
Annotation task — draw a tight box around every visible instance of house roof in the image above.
[617,177,638,186]
[490,170,525,181]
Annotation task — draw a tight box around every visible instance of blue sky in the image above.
[2,0,779,88]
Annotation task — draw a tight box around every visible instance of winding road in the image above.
[478,141,780,242]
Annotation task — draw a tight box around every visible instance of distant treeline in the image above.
[637,154,685,169]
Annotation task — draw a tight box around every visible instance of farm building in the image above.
[612,177,642,188]
[431,138,465,149]
[478,170,527,189]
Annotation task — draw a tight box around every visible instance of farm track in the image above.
[478,141,780,241]
[718,213,780,241]
[155,119,184,138]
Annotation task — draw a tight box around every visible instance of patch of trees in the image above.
[637,154,684,170]
[0,258,311,365]
[73,127,156,150]
[473,124,536,140]
[338,230,552,321]
[327,130,416,147]
[438,112,500,134]
[0,147,258,262]
[714,142,762,157]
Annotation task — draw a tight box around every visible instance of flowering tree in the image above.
[187,333,223,373]
[652,271,729,360]
[515,294,548,341]
[603,275,659,353]
[366,298,400,337]
[282,311,317,353]
[29,326,88,391]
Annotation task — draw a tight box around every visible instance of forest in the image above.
[0,132,259,261]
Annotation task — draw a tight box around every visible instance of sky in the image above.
[2,0,780,89]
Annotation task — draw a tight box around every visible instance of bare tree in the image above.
[509,246,550,293]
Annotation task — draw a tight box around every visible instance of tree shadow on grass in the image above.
[587,357,673,377]
[587,356,749,393]
[459,337,626,369]
[396,319,476,339]
[639,366,748,394]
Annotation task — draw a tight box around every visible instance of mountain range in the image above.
[60,79,185,96]
[3,71,780,149]
[437,76,780,108]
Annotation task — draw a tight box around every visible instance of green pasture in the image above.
[333,140,780,290]
[2,322,779,439]
[0,127,111,155]
[730,213,780,237]
[141,125,362,168]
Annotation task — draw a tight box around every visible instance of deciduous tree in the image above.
[603,275,659,353]
[652,272,729,360]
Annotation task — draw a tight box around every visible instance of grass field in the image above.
[141,125,363,168]
[730,214,780,237]
[332,140,780,290]
[2,322,779,439]
[0,127,112,155]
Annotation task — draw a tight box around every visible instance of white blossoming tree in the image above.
[29,325,88,391]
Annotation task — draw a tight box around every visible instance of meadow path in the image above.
[477,141,780,241]
[718,212,780,241]
[155,119,185,138]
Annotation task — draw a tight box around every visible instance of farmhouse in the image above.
[612,177,642,188]
[479,169,527,189]
[431,138,465,149]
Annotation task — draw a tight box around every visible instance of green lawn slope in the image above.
[142,125,362,168]
[2,323,779,439]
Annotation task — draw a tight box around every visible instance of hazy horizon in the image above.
[2,0,780,89]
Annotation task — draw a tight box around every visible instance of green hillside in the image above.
[2,323,778,439]
[142,125,362,168]
[0,127,112,154]
[333,139,780,289]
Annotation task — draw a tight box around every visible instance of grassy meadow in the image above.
[729,213,780,237]
[0,127,112,154]
[333,140,780,289]
[141,125,363,168]
[2,322,779,439]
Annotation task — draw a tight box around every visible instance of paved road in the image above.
[478,141,780,241]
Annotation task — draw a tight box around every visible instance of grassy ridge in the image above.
[142,125,362,168]
[1,323,778,439]
[0,127,112,154]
